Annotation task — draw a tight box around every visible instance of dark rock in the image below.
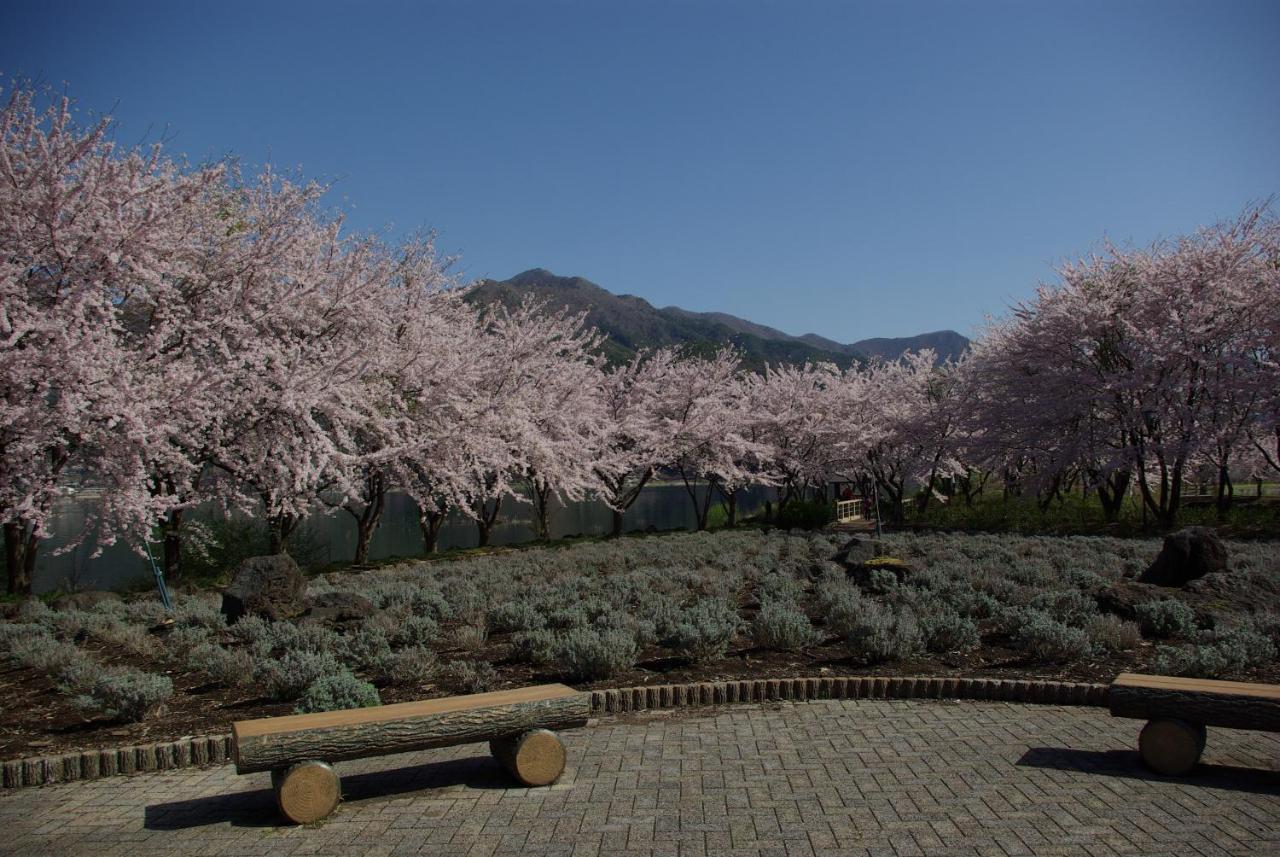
[1139,527,1229,587]
[51,591,121,612]
[304,591,375,625]
[831,536,875,571]
[220,555,306,624]
[1094,579,1160,620]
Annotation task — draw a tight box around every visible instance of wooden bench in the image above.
[232,683,589,823]
[1108,672,1280,775]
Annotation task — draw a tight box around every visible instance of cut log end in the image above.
[275,760,340,824]
[1138,719,1205,776]
[490,728,566,786]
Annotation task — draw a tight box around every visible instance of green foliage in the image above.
[294,671,381,713]
[773,500,835,531]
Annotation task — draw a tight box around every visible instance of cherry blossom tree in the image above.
[961,201,1279,526]
[592,349,680,536]
[742,361,855,511]
[651,348,767,530]
[0,86,225,592]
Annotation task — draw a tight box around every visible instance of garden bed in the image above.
[2,529,1278,759]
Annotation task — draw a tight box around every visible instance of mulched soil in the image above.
[4,624,1278,760]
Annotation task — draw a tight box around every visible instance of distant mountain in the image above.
[465,268,969,371]
[846,330,971,363]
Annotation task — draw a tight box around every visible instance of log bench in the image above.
[1108,672,1280,775]
[232,683,589,823]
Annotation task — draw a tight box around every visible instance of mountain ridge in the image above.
[465,268,969,371]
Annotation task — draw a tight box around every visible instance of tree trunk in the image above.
[268,513,299,554]
[162,508,183,583]
[349,472,387,565]
[610,508,624,538]
[1215,462,1233,518]
[1096,469,1131,523]
[531,482,553,541]
[680,472,717,531]
[419,508,446,555]
[474,497,503,547]
[3,520,38,596]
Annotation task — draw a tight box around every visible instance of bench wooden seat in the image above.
[1108,672,1280,775]
[232,683,589,823]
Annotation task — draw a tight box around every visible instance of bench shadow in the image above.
[1017,747,1280,795]
[144,754,513,830]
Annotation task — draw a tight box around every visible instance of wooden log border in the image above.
[0,676,1108,790]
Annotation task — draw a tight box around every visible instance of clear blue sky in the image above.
[4,0,1277,342]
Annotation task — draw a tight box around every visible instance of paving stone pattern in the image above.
[1,698,1277,856]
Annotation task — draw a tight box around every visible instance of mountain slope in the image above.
[465,268,968,370]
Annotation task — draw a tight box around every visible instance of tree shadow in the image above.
[1017,746,1280,795]
[144,753,515,830]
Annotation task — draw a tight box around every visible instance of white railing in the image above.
[834,499,865,523]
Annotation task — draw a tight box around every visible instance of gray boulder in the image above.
[304,591,375,625]
[1139,527,1229,588]
[221,554,306,624]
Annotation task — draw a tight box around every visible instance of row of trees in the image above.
[4,87,1278,594]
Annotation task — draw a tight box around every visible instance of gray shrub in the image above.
[1084,615,1142,653]
[553,627,638,681]
[295,670,380,713]
[1135,600,1198,639]
[660,599,741,662]
[751,599,817,652]
[443,659,498,694]
[75,667,173,722]
[1012,611,1092,663]
[919,609,980,653]
[256,651,343,701]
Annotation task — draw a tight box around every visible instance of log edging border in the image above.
[1,676,1108,790]
[587,675,1110,715]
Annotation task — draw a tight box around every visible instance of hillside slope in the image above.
[465,269,969,369]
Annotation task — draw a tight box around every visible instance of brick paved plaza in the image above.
[1,698,1277,856]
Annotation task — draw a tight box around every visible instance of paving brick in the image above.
[1,699,1277,855]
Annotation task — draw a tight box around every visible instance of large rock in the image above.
[831,536,875,571]
[1139,527,1229,588]
[51,591,121,612]
[304,591,375,626]
[221,554,306,624]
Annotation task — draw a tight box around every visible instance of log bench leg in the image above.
[274,760,341,824]
[489,729,566,786]
[1138,719,1206,776]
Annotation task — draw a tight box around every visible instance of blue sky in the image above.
[4,0,1277,342]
